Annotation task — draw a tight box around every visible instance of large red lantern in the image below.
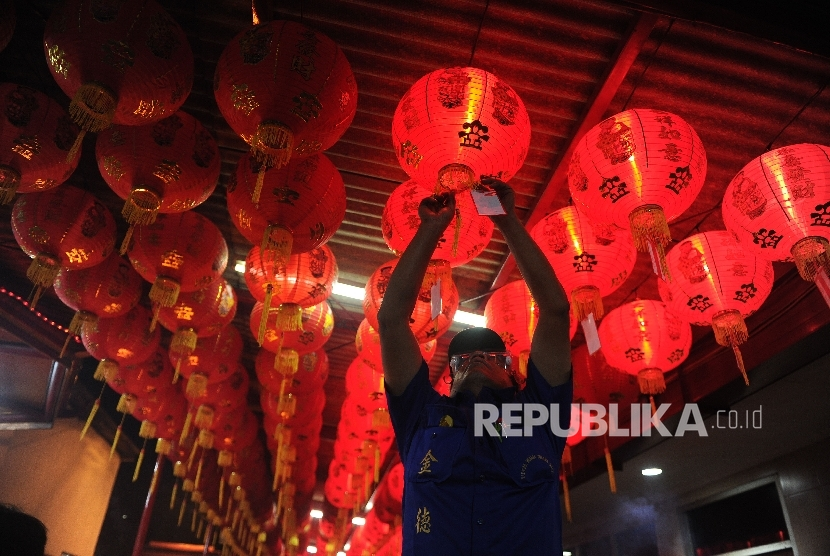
[182,365,250,440]
[96,110,220,252]
[252,300,334,361]
[156,278,237,377]
[722,143,830,290]
[11,184,116,306]
[484,279,578,376]
[381,182,493,266]
[659,231,774,384]
[530,206,636,323]
[364,259,458,343]
[106,348,174,399]
[214,20,357,198]
[81,304,161,380]
[170,324,243,399]
[598,300,692,405]
[127,210,228,317]
[227,152,346,267]
[0,83,81,203]
[246,244,337,344]
[391,67,531,193]
[54,251,143,354]
[43,0,193,157]
[569,109,707,278]
[355,318,436,368]
[256,349,329,396]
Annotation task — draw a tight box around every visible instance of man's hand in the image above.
[479,176,516,222]
[418,192,456,231]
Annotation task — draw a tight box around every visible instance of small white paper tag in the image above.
[581,313,601,354]
[430,279,442,320]
[470,187,506,216]
[815,268,830,309]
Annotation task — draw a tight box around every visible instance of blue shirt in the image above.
[387,358,573,555]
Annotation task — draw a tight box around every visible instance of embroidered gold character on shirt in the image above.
[418,450,438,475]
[415,507,431,534]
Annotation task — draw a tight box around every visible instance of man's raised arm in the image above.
[377,193,457,396]
[482,177,572,387]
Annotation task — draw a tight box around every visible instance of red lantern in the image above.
[11,184,116,306]
[183,365,250,438]
[171,323,243,399]
[81,304,161,379]
[722,143,830,287]
[569,109,707,278]
[356,318,436,367]
[598,300,692,405]
[251,300,334,360]
[256,349,329,396]
[106,348,174,398]
[260,387,325,426]
[96,111,220,253]
[0,83,81,203]
[381,183,493,266]
[391,67,531,193]
[214,20,357,197]
[530,206,637,322]
[227,152,346,266]
[658,231,774,384]
[364,259,458,343]
[127,210,228,317]
[54,251,143,354]
[246,244,337,344]
[43,0,193,157]
[484,279,578,377]
[156,278,237,378]
[340,392,394,445]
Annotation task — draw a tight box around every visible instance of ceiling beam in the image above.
[490,11,659,292]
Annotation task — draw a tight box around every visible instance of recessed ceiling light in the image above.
[306,547,318,554]
[234,260,246,273]
[351,516,366,526]
[365,501,373,511]
[309,509,323,519]
[642,467,662,476]
[564,552,573,556]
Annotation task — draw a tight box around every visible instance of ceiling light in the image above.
[337,553,346,556]
[234,260,246,273]
[351,516,366,526]
[343,544,351,551]
[364,501,373,511]
[564,552,573,556]
[307,547,318,554]
[642,467,662,476]
[332,281,486,327]
[310,509,323,519]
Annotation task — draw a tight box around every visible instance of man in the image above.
[377,178,573,555]
[0,504,47,556]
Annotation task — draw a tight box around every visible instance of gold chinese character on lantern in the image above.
[46,44,70,78]
[231,84,259,116]
[161,249,184,269]
[65,248,89,264]
[102,156,125,181]
[174,305,194,320]
[102,303,123,314]
[133,99,165,120]
[153,159,182,184]
[12,135,41,160]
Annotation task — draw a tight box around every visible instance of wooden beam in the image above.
[490,11,659,291]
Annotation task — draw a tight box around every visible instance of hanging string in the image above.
[621,19,674,111]
[468,0,490,66]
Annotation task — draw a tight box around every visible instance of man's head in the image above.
[0,504,47,556]
[447,327,516,397]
